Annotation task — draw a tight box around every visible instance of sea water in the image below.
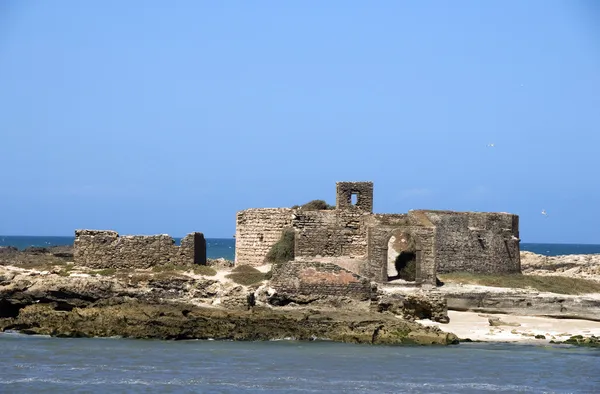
[1,333,599,393]
[2,236,600,260]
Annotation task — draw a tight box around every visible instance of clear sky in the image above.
[1,1,599,242]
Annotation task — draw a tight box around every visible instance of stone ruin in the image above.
[235,181,521,287]
[73,230,206,269]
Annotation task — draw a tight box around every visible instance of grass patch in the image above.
[152,263,186,272]
[93,268,117,276]
[265,228,295,265]
[193,265,217,276]
[56,265,75,277]
[152,271,188,281]
[226,266,268,285]
[439,272,600,295]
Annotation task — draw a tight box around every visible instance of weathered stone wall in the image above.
[235,208,294,266]
[336,181,374,212]
[73,230,206,269]
[293,210,371,258]
[419,210,521,274]
[270,261,373,301]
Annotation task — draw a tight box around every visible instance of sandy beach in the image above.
[420,310,600,343]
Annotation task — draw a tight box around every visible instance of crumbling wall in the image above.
[293,210,370,258]
[235,208,293,266]
[73,230,206,269]
[270,261,373,301]
[420,210,521,274]
[336,181,374,212]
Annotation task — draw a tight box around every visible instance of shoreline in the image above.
[2,246,600,347]
[421,310,600,344]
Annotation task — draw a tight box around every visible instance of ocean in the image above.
[1,333,599,393]
[2,236,600,260]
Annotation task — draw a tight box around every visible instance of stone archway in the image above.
[385,230,421,283]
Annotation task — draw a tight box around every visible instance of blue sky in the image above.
[1,1,599,242]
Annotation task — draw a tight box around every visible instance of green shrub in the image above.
[193,265,217,276]
[226,271,267,286]
[232,265,261,273]
[265,228,295,264]
[396,258,417,281]
[293,200,335,211]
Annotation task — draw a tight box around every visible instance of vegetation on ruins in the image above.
[193,265,218,276]
[438,273,600,295]
[291,199,335,210]
[226,265,268,285]
[265,228,295,265]
[395,253,417,281]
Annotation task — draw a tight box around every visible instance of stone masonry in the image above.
[74,230,206,269]
[235,181,521,286]
[270,261,373,301]
[234,208,293,266]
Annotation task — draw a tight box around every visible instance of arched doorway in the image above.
[386,231,420,282]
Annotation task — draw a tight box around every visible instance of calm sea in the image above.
[1,236,600,259]
[1,333,599,393]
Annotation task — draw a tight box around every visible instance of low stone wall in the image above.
[270,261,373,301]
[73,230,206,269]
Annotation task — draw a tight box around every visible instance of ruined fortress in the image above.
[72,181,521,290]
[236,181,521,285]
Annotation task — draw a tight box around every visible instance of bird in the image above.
[541,209,548,217]
[487,143,495,148]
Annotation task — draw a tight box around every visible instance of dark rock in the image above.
[0,246,18,255]
[23,247,48,255]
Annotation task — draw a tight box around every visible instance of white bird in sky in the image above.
[541,209,548,217]
[487,143,495,148]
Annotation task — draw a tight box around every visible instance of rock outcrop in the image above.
[439,284,600,322]
[376,290,449,323]
[521,251,600,282]
[0,265,458,345]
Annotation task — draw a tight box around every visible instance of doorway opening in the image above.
[386,232,418,282]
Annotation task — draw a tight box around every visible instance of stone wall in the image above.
[420,210,521,274]
[293,210,370,258]
[235,208,294,266]
[270,261,373,301]
[73,230,206,269]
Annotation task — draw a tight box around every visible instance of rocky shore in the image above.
[2,245,600,347]
[0,246,457,345]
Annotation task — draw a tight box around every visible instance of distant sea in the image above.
[0,236,236,260]
[1,236,600,259]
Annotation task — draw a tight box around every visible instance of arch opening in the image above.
[386,231,419,282]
